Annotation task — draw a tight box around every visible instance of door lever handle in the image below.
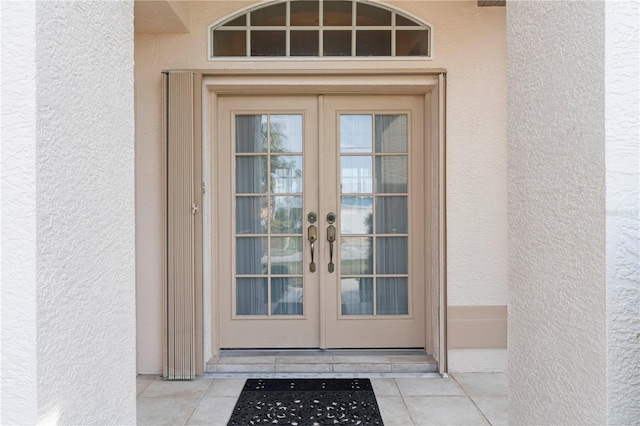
[308,224,317,273]
[327,224,336,273]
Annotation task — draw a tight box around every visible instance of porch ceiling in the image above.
[134,0,191,34]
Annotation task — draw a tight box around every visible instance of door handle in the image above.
[326,212,336,273]
[307,212,318,273]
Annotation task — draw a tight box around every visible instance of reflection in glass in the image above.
[324,0,352,26]
[341,156,373,194]
[375,156,407,193]
[357,3,391,26]
[291,31,319,56]
[271,237,303,275]
[236,278,268,315]
[396,15,419,27]
[236,196,268,234]
[323,30,352,56]
[396,30,429,56]
[271,277,303,315]
[222,16,246,27]
[236,156,267,194]
[236,237,267,274]
[213,30,246,56]
[271,196,303,234]
[251,30,286,56]
[377,278,408,315]
[251,3,286,26]
[341,278,373,315]
[236,115,266,153]
[270,115,303,152]
[375,115,407,153]
[340,115,372,153]
[376,196,407,234]
[356,30,391,56]
[271,156,302,193]
[290,1,319,26]
[376,237,408,274]
[341,196,373,235]
[341,237,373,275]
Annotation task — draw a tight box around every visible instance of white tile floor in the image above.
[137,373,508,425]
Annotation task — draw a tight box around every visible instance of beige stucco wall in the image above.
[135,0,507,373]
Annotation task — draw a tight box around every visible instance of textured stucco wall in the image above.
[36,2,135,424]
[1,2,38,424]
[605,1,640,423]
[507,2,607,424]
[135,1,507,373]
[2,2,136,423]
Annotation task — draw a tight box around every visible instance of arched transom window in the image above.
[208,0,432,59]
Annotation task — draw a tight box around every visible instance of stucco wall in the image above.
[507,2,607,424]
[605,1,640,423]
[1,2,38,424]
[135,1,507,373]
[4,2,137,424]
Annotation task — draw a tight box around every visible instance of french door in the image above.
[217,95,425,349]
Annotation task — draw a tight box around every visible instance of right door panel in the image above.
[323,95,426,348]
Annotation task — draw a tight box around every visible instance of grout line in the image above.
[182,377,218,426]
[136,375,159,396]
[449,374,493,426]
[395,379,417,426]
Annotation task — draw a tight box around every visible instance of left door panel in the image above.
[217,96,320,348]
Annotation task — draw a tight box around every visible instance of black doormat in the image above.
[227,378,384,426]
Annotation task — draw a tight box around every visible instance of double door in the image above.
[217,95,425,349]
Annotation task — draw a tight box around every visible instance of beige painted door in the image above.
[217,95,425,349]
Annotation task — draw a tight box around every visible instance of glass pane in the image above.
[236,196,268,234]
[357,3,391,26]
[213,30,246,56]
[236,156,267,193]
[397,30,429,56]
[341,196,372,235]
[396,15,418,27]
[271,277,304,315]
[376,237,408,274]
[236,237,267,274]
[376,278,408,315]
[341,237,373,274]
[271,196,303,234]
[236,278,268,315]
[375,115,407,153]
[236,115,266,153]
[251,30,286,56]
[341,278,373,315]
[375,156,407,193]
[291,1,319,26]
[324,0,352,26]
[271,237,303,275]
[323,30,352,56]
[341,156,373,193]
[340,115,372,153]
[223,16,246,27]
[251,3,286,26]
[270,115,303,152]
[376,196,407,234]
[271,156,303,193]
[356,30,391,56]
[291,31,319,56]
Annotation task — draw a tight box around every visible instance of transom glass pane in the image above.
[211,0,431,58]
[291,1,319,26]
[324,0,352,26]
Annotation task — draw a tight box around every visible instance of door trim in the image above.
[198,69,447,374]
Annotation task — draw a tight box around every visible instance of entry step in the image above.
[206,349,437,374]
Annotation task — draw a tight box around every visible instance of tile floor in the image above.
[137,372,508,425]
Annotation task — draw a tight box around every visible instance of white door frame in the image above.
[199,69,448,374]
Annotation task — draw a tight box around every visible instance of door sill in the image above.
[206,349,438,377]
